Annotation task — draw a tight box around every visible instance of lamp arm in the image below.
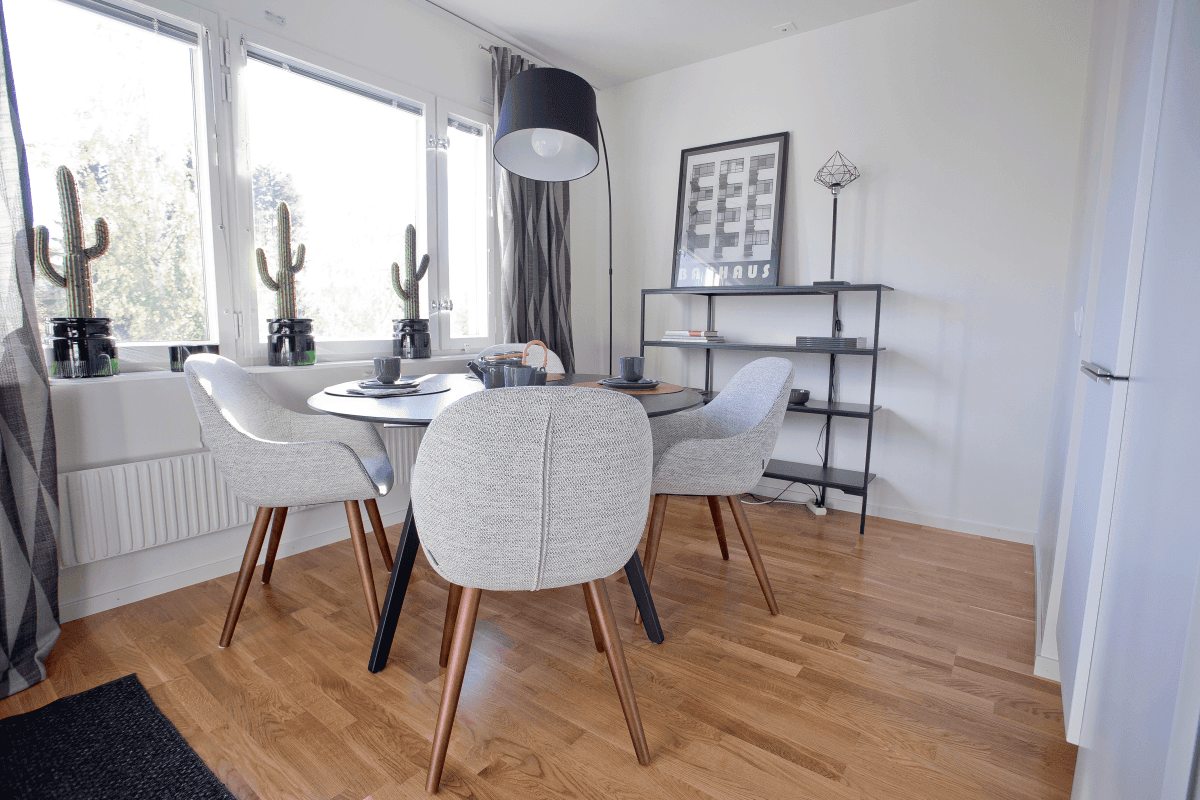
[598,117,613,375]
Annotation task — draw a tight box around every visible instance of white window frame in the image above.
[34,0,229,371]
[227,24,499,364]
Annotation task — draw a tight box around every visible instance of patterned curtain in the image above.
[0,2,61,698]
[490,46,575,372]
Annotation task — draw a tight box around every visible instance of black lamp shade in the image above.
[494,68,599,182]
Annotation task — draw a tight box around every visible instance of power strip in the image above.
[806,501,828,516]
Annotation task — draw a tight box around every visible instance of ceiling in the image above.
[428,0,920,88]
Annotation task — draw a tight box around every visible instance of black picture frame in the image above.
[670,131,789,289]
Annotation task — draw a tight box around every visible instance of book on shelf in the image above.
[663,335,725,342]
[663,330,719,337]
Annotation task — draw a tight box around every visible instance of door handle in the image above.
[1080,360,1129,382]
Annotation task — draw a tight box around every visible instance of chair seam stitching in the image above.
[535,410,553,590]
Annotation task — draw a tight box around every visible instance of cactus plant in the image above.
[392,224,429,320]
[256,202,306,318]
[33,166,109,318]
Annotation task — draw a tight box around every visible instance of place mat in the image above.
[325,379,451,398]
[0,673,236,800]
[573,380,686,395]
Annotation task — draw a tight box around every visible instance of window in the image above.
[687,233,710,249]
[750,154,775,170]
[749,180,774,196]
[691,162,715,178]
[9,4,496,368]
[689,210,712,225]
[691,187,713,202]
[435,103,493,349]
[753,205,772,220]
[242,47,426,344]
[718,184,742,199]
[716,232,739,247]
[720,158,744,174]
[746,230,770,245]
[9,0,214,344]
[717,209,741,223]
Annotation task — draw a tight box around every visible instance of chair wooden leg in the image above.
[585,579,651,765]
[428,586,482,794]
[261,506,289,584]
[344,500,381,631]
[439,583,464,668]
[706,495,730,560]
[726,495,779,615]
[219,507,273,648]
[363,498,394,572]
[635,494,668,624]
[583,584,605,652]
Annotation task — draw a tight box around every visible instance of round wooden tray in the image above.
[572,380,686,395]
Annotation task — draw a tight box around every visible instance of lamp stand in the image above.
[813,188,850,286]
[598,119,613,375]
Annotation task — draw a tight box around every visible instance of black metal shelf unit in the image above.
[640,283,892,535]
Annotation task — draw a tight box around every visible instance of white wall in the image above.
[574,0,1094,542]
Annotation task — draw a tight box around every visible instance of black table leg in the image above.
[368,501,420,673]
[624,551,664,644]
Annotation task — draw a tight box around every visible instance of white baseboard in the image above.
[753,478,1036,545]
[1034,654,1061,682]
[58,492,410,623]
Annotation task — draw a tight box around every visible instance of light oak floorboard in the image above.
[0,498,1073,799]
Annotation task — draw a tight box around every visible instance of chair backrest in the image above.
[478,342,566,374]
[704,356,795,450]
[184,354,289,444]
[411,387,652,591]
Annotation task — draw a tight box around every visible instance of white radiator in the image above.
[57,426,422,568]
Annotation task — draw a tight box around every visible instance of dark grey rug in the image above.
[0,673,235,799]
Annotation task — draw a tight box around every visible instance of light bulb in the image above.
[530,128,563,158]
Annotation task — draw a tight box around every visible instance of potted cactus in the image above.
[256,202,315,366]
[391,224,431,359]
[34,166,119,378]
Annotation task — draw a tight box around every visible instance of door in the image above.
[1056,0,1174,744]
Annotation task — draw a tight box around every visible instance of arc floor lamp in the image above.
[493,67,614,374]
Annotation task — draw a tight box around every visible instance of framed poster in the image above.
[671,131,789,288]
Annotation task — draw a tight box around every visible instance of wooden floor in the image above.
[0,498,1076,799]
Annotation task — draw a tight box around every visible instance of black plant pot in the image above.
[46,317,119,378]
[169,343,220,372]
[393,318,431,359]
[266,318,316,367]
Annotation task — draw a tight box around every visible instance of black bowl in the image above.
[789,389,810,406]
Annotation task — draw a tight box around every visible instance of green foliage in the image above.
[391,224,429,320]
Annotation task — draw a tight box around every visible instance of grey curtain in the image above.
[490,46,575,372]
[0,2,61,698]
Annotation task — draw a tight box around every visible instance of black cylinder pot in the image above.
[266,318,316,367]
[393,318,431,359]
[46,317,119,378]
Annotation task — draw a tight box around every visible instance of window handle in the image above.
[1080,360,1129,382]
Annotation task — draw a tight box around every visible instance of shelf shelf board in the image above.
[646,340,883,355]
[762,459,876,495]
[698,391,878,419]
[642,284,893,297]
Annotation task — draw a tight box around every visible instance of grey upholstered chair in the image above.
[411,386,653,792]
[184,354,395,647]
[641,357,795,617]
[477,341,566,373]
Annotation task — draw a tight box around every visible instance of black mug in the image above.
[620,356,644,382]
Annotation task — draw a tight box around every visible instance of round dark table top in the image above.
[307,372,705,425]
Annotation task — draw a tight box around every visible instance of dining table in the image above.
[307,371,706,673]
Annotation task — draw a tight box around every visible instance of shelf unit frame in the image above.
[640,283,892,535]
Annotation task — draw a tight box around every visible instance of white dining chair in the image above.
[641,357,795,617]
[183,354,395,647]
[410,386,654,792]
[477,341,566,373]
